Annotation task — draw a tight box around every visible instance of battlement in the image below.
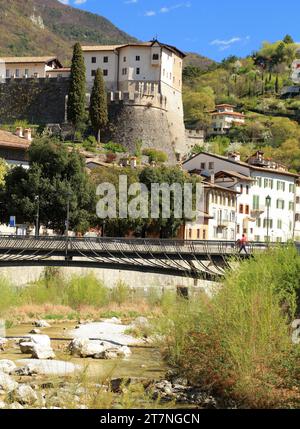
[108,88,167,110]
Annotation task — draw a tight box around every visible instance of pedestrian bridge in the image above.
[0,235,286,280]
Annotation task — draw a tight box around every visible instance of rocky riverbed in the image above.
[0,317,228,409]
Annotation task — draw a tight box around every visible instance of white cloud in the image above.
[145,2,191,17]
[125,0,138,4]
[145,10,156,17]
[210,36,250,51]
[58,0,69,4]
[74,0,87,4]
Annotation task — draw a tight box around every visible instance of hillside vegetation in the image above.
[0,0,136,62]
[183,35,300,172]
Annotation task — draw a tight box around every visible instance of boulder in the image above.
[0,338,7,351]
[13,384,38,405]
[34,320,51,328]
[69,338,131,359]
[132,317,150,329]
[29,329,41,335]
[13,364,38,377]
[0,360,17,374]
[31,345,55,360]
[0,371,18,393]
[0,400,6,409]
[103,317,122,325]
[7,402,24,409]
[20,335,55,360]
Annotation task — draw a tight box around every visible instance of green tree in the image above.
[0,158,8,188]
[3,139,96,233]
[89,68,108,143]
[283,34,294,44]
[67,43,87,130]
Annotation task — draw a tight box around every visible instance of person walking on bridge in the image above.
[238,234,248,254]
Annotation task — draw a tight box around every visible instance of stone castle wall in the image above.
[0,79,187,163]
[0,78,69,124]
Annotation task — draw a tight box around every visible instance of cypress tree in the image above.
[275,74,279,94]
[67,43,87,130]
[89,68,108,143]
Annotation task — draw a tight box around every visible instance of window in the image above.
[256,218,261,228]
[255,236,260,242]
[15,69,19,77]
[189,229,192,239]
[237,225,240,234]
[122,68,127,75]
[277,181,286,192]
[103,69,108,76]
[240,185,244,193]
[253,195,260,210]
[245,205,250,215]
[25,69,29,77]
[136,68,140,75]
[239,204,244,214]
[289,202,295,211]
[208,162,214,170]
[197,229,200,239]
[136,56,140,61]
[289,184,295,193]
[277,219,282,229]
[152,54,159,60]
[213,227,218,238]
[246,185,249,195]
[123,56,127,62]
[203,230,207,240]
[6,69,10,78]
[257,178,262,188]
[91,70,96,77]
[103,56,108,63]
[276,200,285,210]
[91,57,96,64]
[200,163,206,170]
[263,219,273,229]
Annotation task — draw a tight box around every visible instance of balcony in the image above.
[217,218,232,228]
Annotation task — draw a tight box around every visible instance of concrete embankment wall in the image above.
[0,266,218,296]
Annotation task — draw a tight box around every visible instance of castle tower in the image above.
[82,40,188,163]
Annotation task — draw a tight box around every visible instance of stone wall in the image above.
[0,78,69,124]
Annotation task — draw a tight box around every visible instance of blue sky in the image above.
[60,0,300,61]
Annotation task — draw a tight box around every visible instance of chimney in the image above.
[24,128,32,141]
[228,152,240,162]
[15,127,23,138]
[130,157,137,169]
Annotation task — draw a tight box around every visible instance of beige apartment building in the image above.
[209,104,245,135]
[0,56,65,79]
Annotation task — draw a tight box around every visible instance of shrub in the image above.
[110,281,131,306]
[103,142,126,153]
[65,274,109,309]
[142,148,168,163]
[155,246,300,408]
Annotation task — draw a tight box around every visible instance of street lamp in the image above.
[266,195,271,244]
[35,196,40,238]
[65,191,72,237]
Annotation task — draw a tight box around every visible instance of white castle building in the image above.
[82,40,188,157]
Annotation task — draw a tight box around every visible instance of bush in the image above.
[155,246,300,408]
[142,148,168,163]
[0,278,20,315]
[65,274,109,308]
[103,142,126,153]
[110,281,131,306]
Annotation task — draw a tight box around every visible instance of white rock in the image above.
[0,338,7,351]
[133,317,150,328]
[29,335,51,348]
[20,342,34,354]
[0,371,18,393]
[0,400,6,409]
[103,317,122,325]
[16,360,80,376]
[31,345,55,360]
[0,360,17,374]
[29,329,41,335]
[34,320,51,328]
[14,384,38,405]
[7,402,24,409]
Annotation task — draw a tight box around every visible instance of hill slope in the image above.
[0,0,137,63]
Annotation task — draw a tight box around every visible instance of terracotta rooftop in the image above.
[0,56,61,65]
[0,130,30,150]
